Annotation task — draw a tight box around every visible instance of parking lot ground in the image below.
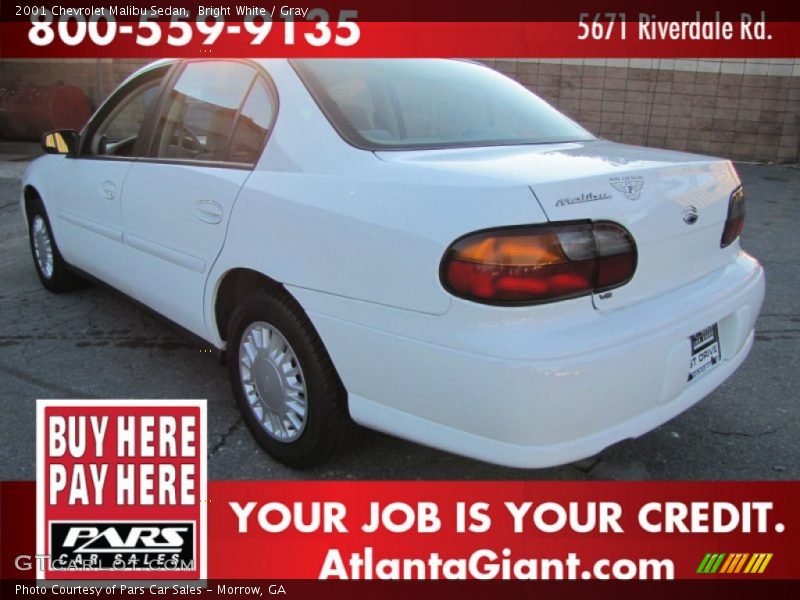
[0,160,798,480]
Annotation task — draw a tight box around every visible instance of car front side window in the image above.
[86,70,168,158]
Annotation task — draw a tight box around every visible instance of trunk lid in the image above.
[377,140,741,311]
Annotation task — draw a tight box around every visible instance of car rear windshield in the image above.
[291,59,595,151]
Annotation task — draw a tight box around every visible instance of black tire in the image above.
[27,197,84,293]
[227,291,348,468]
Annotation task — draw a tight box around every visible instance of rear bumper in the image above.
[294,252,765,468]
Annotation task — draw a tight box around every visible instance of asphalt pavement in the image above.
[0,155,798,481]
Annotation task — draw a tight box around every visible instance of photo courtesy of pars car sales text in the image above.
[0,0,798,592]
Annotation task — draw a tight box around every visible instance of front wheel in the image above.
[27,199,84,293]
[227,292,348,468]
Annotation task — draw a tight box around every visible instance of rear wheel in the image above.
[27,199,84,293]
[227,291,348,468]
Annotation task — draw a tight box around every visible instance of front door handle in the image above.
[100,180,117,200]
[194,199,224,224]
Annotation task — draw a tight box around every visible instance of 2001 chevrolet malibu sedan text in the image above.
[22,59,765,468]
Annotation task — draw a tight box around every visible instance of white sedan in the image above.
[22,59,765,468]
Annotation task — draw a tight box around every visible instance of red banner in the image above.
[1,21,799,58]
[3,480,798,580]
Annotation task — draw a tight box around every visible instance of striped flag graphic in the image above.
[697,553,773,574]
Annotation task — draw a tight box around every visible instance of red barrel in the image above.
[0,85,92,141]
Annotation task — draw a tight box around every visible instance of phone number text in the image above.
[25,8,360,47]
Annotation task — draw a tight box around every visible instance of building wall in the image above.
[0,59,148,108]
[1,58,798,163]
[483,58,800,164]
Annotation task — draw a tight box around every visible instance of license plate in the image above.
[688,324,721,382]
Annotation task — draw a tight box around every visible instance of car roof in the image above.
[122,59,180,86]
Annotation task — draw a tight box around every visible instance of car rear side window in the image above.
[228,78,274,164]
[150,61,274,165]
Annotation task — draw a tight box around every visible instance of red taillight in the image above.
[721,186,745,248]
[442,222,637,304]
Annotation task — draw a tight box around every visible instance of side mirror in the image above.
[42,130,79,156]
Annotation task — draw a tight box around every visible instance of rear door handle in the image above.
[194,199,224,224]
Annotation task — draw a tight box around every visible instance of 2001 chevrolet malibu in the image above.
[22,59,765,468]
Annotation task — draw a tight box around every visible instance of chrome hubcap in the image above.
[32,215,54,279]
[239,321,308,442]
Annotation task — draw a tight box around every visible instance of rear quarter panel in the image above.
[210,157,547,318]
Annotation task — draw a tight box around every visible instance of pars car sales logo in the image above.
[36,400,207,580]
